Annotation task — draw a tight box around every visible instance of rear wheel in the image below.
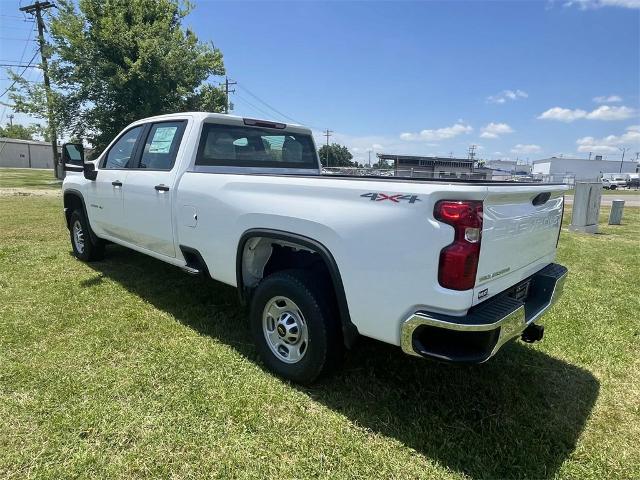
[69,210,104,261]
[250,269,343,384]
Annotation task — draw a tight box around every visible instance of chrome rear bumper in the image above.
[400,263,568,363]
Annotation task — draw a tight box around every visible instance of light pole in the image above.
[618,146,628,174]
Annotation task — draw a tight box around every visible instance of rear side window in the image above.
[195,123,317,169]
[103,126,143,169]
[136,121,186,170]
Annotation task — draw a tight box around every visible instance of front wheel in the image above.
[69,210,104,261]
[249,269,343,384]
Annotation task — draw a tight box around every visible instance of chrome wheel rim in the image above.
[262,296,309,364]
[72,220,85,253]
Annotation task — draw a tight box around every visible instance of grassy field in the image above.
[0,168,61,190]
[0,179,639,479]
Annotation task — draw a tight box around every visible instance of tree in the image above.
[318,143,354,167]
[0,123,41,140]
[9,0,226,152]
[371,158,392,170]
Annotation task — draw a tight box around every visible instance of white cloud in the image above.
[585,105,635,121]
[564,0,640,9]
[538,107,588,122]
[400,122,473,141]
[538,105,636,122]
[371,143,383,150]
[487,89,528,104]
[576,125,640,153]
[593,95,622,103]
[511,144,542,154]
[480,122,514,139]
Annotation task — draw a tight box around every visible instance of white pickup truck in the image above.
[62,112,568,383]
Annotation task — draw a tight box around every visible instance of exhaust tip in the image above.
[521,324,544,343]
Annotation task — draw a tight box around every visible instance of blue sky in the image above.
[1,0,639,164]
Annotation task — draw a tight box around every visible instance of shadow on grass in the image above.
[86,246,599,480]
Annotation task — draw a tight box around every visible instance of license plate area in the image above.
[508,279,531,303]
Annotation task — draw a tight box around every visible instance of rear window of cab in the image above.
[195,123,318,169]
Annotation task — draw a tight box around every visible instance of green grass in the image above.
[0,180,639,478]
[0,167,61,190]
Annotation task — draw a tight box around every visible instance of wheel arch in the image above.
[236,228,358,348]
[63,189,100,243]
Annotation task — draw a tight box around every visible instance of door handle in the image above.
[154,184,170,192]
[112,180,122,187]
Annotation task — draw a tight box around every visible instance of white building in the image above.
[532,157,638,182]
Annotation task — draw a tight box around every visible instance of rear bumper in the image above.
[400,263,568,363]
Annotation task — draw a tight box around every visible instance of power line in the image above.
[0,18,35,126]
[235,82,303,124]
[0,49,38,98]
[0,13,34,19]
[0,62,41,68]
[234,93,278,119]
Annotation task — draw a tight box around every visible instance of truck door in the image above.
[87,125,144,240]
[120,120,187,258]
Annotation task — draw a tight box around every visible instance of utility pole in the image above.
[7,114,14,127]
[467,144,476,161]
[323,129,332,167]
[367,148,371,167]
[618,146,628,173]
[20,1,59,178]
[223,77,236,114]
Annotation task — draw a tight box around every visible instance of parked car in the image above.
[602,177,627,190]
[626,175,639,189]
[61,112,568,383]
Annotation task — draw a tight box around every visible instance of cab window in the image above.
[195,123,317,169]
[103,126,143,169]
[136,121,186,170]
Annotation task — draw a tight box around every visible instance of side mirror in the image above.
[62,143,84,170]
[61,143,97,181]
[83,162,97,181]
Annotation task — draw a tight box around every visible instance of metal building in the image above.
[377,154,489,179]
[0,137,59,169]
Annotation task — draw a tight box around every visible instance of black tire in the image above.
[69,209,105,261]
[610,185,617,190]
[249,269,343,384]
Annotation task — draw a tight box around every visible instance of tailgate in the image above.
[473,185,566,305]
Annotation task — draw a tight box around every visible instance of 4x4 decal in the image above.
[360,192,421,203]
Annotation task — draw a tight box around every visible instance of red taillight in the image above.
[434,200,483,290]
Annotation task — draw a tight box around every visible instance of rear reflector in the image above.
[434,200,483,290]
